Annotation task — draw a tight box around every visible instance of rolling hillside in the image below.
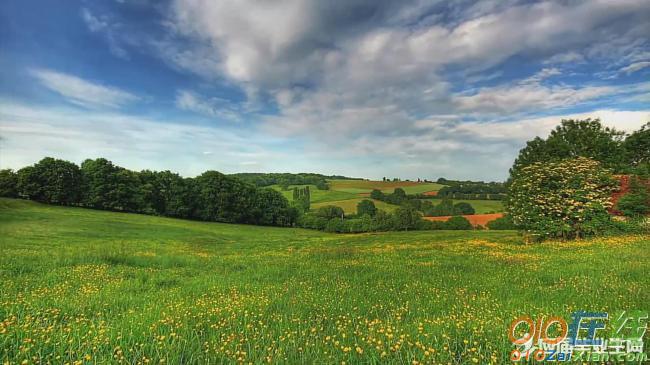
[1,198,648,364]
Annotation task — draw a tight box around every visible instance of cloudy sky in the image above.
[1,0,649,181]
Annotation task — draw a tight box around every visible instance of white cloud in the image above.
[543,51,585,65]
[160,0,650,146]
[175,90,242,121]
[81,8,129,59]
[30,69,139,109]
[619,61,650,74]
[0,101,283,176]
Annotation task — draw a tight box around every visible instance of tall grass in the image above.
[0,198,648,364]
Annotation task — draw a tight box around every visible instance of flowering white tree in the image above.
[505,157,616,240]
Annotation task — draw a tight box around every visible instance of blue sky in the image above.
[1,0,649,181]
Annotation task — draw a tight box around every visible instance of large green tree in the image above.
[392,206,421,231]
[17,157,82,205]
[80,158,142,211]
[194,171,256,223]
[622,121,650,168]
[509,119,625,178]
[0,169,18,198]
[356,199,377,217]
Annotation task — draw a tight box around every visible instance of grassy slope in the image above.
[1,198,647,364]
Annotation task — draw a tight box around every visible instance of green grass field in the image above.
[422,199,504,214]
[270,184,358,203]
[1,198,648,364]
[311,197,398,214]
[272,181,448,214]
[328,180,444,194]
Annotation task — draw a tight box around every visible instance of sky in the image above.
[0,0,649,181]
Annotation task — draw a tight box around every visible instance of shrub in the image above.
[372,210,394,231]
[616,176,649,217]
[356,199,377,217]
[454,202,475,215]
[297,214,328,230]
[324,218,345,233]
[505,157,617,239]
[486,215,516,230]
[443,216,472,230]
[392,206,421,231]
[0,169,18,198]
[315,205,345,220]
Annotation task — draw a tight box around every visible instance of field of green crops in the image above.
[1,198,648,364]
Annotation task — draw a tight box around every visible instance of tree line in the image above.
[369,188,477,216]
[434,179,506,200]
[0,157,298,226]
[298,202,474,233]
[228,172,359,191]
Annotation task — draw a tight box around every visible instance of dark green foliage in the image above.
[292,186,311,212]
[443,216,472,230]
[453,202,475,215]
[228,172,356,188]
[486,215,516,230]
[315,205,344,220]
[315,180,329,190]
[426,199,456,216]
[392,188,406,199]
[622,122,650,167]
[370,189,384,200]
[0,169,18,198]
[356,199,377,217]
[18,157,82,205]
[436,179,506,199]
[372,188,407,205]
[194,171,258,223]
[616,177,650,217]
[81,158,142,211]
[392,206,421,231]
[509,118,626,178]
[11,157,295,227]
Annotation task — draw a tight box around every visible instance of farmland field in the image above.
[328,180,444,194]
[422,199,504,214]
[311,197,398,214]
[1,198,648,364]
[270,184,358,204]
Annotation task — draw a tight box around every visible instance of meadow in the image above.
[1,198,648,364]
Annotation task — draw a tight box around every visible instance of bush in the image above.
[0,169,18,198]
[324,218,345,233]
[616,176,649,217]
[392,206,421,231]
[454,202,475,215]
[315,205,345,220]
[356,199,377,217]
[505,157,617,239]
[443,216,472,230]
[486,215,516,230]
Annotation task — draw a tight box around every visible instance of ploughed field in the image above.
[0,198,648,364]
